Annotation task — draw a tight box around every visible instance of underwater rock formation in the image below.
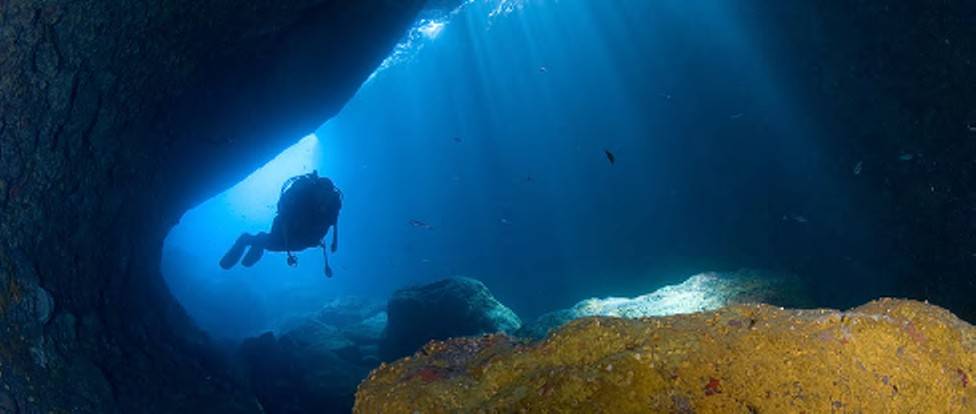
[315,297,386,329]
[343,312,388,350]
[0,1,424,411]
[380,277,521,360]
[239,332,370,414]
[237,277,522,412]
[356,298,976,413]
[518,270,811,339]
[284,297,387,366]
[237,299,388,412]
[1,0,974,412]
[274,296,386,335]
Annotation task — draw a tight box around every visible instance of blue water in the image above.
[164,0,886,340]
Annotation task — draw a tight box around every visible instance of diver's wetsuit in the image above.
[220,171,341,274]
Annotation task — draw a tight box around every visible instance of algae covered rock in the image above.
[380,277,521,360]
[356,298,976,413]
[518,269,811,339]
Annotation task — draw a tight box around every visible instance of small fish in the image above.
[659,92,672,101]
[604,149,616,165]
[522,176,534,183]
[729,113,744,120]
[409,219,432,230]
[538,65,548,73]
[782,214,808,224]
[452,136,462,143]
[967,123,976,133]
[500,218,511,225]
[853,161,863,175]
[898,153,914,161]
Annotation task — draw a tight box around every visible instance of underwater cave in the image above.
[4,0,976,413]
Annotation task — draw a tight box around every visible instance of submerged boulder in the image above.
[342,311,388,345]
[517,269,811,339]
[273,296,385,335]
[281,320,359,361]
[272,297,387,361]
[237,297,389,412]
[380,277,521,360]
[237,278,521,411]
[239,332,369,414]
[313,296,386,328]
[356,298,976,413]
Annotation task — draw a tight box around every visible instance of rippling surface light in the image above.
[418,20,446,39]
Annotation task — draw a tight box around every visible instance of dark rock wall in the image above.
[0,1,422,412]
[742,2,976,316]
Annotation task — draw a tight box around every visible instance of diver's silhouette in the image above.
[220,170,342,277]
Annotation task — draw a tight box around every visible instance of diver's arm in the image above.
[330,222,338,253]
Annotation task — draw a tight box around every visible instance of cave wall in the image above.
[0,1,423,412]
[739,1,976,316]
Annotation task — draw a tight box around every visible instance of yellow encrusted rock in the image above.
[355,298,976,413]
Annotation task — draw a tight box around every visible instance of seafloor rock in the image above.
[235,297,391,412]
[356,298,976,413]
[313,296,386,328]
[273,296,385,338]
[380,277,521,360]
[517,269,811,339]
[239,330,371,414]
[281,320,358,359]
[343,311,389,345]
[269,297,386,358]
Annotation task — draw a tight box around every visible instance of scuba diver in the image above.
[220,170,342,277]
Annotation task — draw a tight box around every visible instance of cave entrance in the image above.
[164,134,326,340]
[161,3,474,342]
[162,0,870,343]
